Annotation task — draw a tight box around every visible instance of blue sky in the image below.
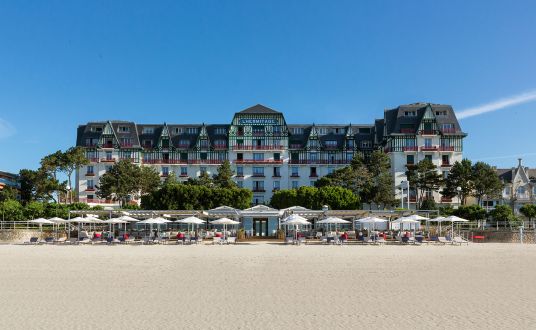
[1,0,535,173]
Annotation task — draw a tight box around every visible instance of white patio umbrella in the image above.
[176,216,206,238]
[138,218,168,237]
[282,214,311,240]
[405,214,430,221]
[210,218,240,240]
[316,217,350,231]
[430,216,451,235]
[29,218,54,235]
[444,215,469,237]
[102,218,128,236]
[48,217,67,238]
[118,215,139,222]
[357,217,388,233]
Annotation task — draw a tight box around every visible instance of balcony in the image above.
[290,174,300,178]
[309,174,318,178]
[289,160,351,165]
[234,159,283,164]
[119,143,133,148]
[441,197,453,202]
[100,158,116,163]
[272,175,281,178]
[179,174,189,178]
[419,130,437,135]
[85,187,95,192]
[402,146,418,152]
[79,198,118,205]
[233,145,283,150]
[213,145,227,150]
[289,144,302,149]
[439,146,455,152]
[441,162,452,167]
[400,128,414,134]
[118,157,138,163]
[85,172,95,177]
[188,159,223,164]
[409,197,417,202]
[420,146,438,151]
[252,188,266,192]
[88,157,100,163]
[252,174,265,178]
[160,173,169,177]
[102,143,114,148]
[323,146,339,150]
[85,143,97,147]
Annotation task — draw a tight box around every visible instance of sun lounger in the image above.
[213,237,223,245]
[376,237,387,245]
[285,237,294,245]
[53,237,67,244]
[226,237,237,245]
[437,237,452,245]
[452,236,469,245]
[24,237,40,245]
[79,237,93,244]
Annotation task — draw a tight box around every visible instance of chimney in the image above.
[518,158,523,167]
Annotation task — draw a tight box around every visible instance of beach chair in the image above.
[297,237,306,245]
[437,237,452,245]
[53,237,67,244]
[196,237,203,245]
[24,237,40,245]
[213,237,223,245]
[42,237,55,245]
[226,237,237,245]
[285,237,294,245]
[452,236,469,246]
[142,237,153,245]
[79,237,93,244]
[376,237,387,245]
[67,238,78,245]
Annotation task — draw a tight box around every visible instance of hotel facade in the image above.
[75,103,466,207]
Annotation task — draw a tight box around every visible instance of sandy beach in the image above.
[0,243,535,330]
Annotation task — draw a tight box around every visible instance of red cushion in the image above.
[94,233,101,239]
[177,233,185,238]
[124,233,129,239]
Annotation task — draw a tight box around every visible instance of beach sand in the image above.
[0,243,535,329]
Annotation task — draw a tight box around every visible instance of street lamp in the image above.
[456,186,462,209]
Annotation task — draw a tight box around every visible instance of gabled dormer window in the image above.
[143,140,152,148]
[215,127,227,135]
[91,126,103,132]
[318,128,327,135]
[325,140,337,148]
[118,126,130,133]
[435,111,448,116]
[186,127,198,134]
[174,127,183,134]
[404,111,417,117]
[142,127,154,134]
[291,127,304,135]
[361,140,372,148]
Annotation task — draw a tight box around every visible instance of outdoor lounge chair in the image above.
[53,237,67,244]
[79,237,93,244]
[43,237,55,245]
[24,237,40,245]
[437,237,452,245]
[297,237,306,245]
[285,237,294,245]
[376,237,387,245]
[452,236,469,245]
[212,237,223,245]
[226,237,237,245]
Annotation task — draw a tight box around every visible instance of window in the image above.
[346,140,354,148]
[425,155,433,162]
[118,126,130,133]
[105,166,112,172]
[273,167,281,177]
[253,167,264,177]
[200,153,208,160]
[310,181,316,186]
[346,153,353,161]
[174,127,183,134]
[143,140,152,148]
[361,140,372,148]
[87,166,94,174]
[328,167,335,174]
[142,127,154,134]
[87,179,94,189]
[253,153,264,161]
[273,126,281,135]
[214,139,226,147]
[180,152,188,161]
[273,153,280,161]
[406,155,415,165]
[200,167,207,175]
[504,188,510,195]
[404,111,417,117]
[90,126,103,132]
[441,123,454,130]
[120,138,132,146]
[179,139,189,147]
[291,127,304,135]
[318,128,327,135]
[180,167,188,176]
[253,195,264,205]
[87,195,94,200]
[215,127,227,135]
[405,139,416,147]
[310,152,319,161]
[199,139,209,148]
[237,153,243,161]
[309,139,319,148]
[236,166,244,176]
[310,167,317,177]
[291,167,299,177]
[162,167,169,176]
[424,138,432,148]
[253,181,264,191]
[186,127,199,134]
[252,126,264,135]
[517,187,526,195]
[85,138,97,146]
[273,181,280,190]
[292,181,299,189]
[325,140,337,148]
[435,111,448,116]
[442,155,450,165]
[105,151,112,161]
[443,171,449,179]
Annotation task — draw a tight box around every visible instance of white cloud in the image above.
[0,118,16,139]
[457,89,536,119]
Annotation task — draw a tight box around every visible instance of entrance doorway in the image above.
[253,218,268,237]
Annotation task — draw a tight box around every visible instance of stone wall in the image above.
[0,230,64,243]
[468,230,536,244]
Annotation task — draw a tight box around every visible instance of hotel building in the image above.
[75,103,466,207]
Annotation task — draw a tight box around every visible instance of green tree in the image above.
[18,169,61,204]
[139,166,161,195]
[453,205,487,221]
[362,151,395,209]
[60,147,89,203]
[489,205,514,227]
[0,199,23,221]
[520,204,536,228]
[406,159,442,208]
[270,186,359,210]
[270,189,298,209]
[213,160,235,188]
[471,161,503,205]
[316,186,360,210]
[442,159,473,205]
[420,199,437,210]
[23,201,46,219]
[97,160,143,207]
[0,186,18,202]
